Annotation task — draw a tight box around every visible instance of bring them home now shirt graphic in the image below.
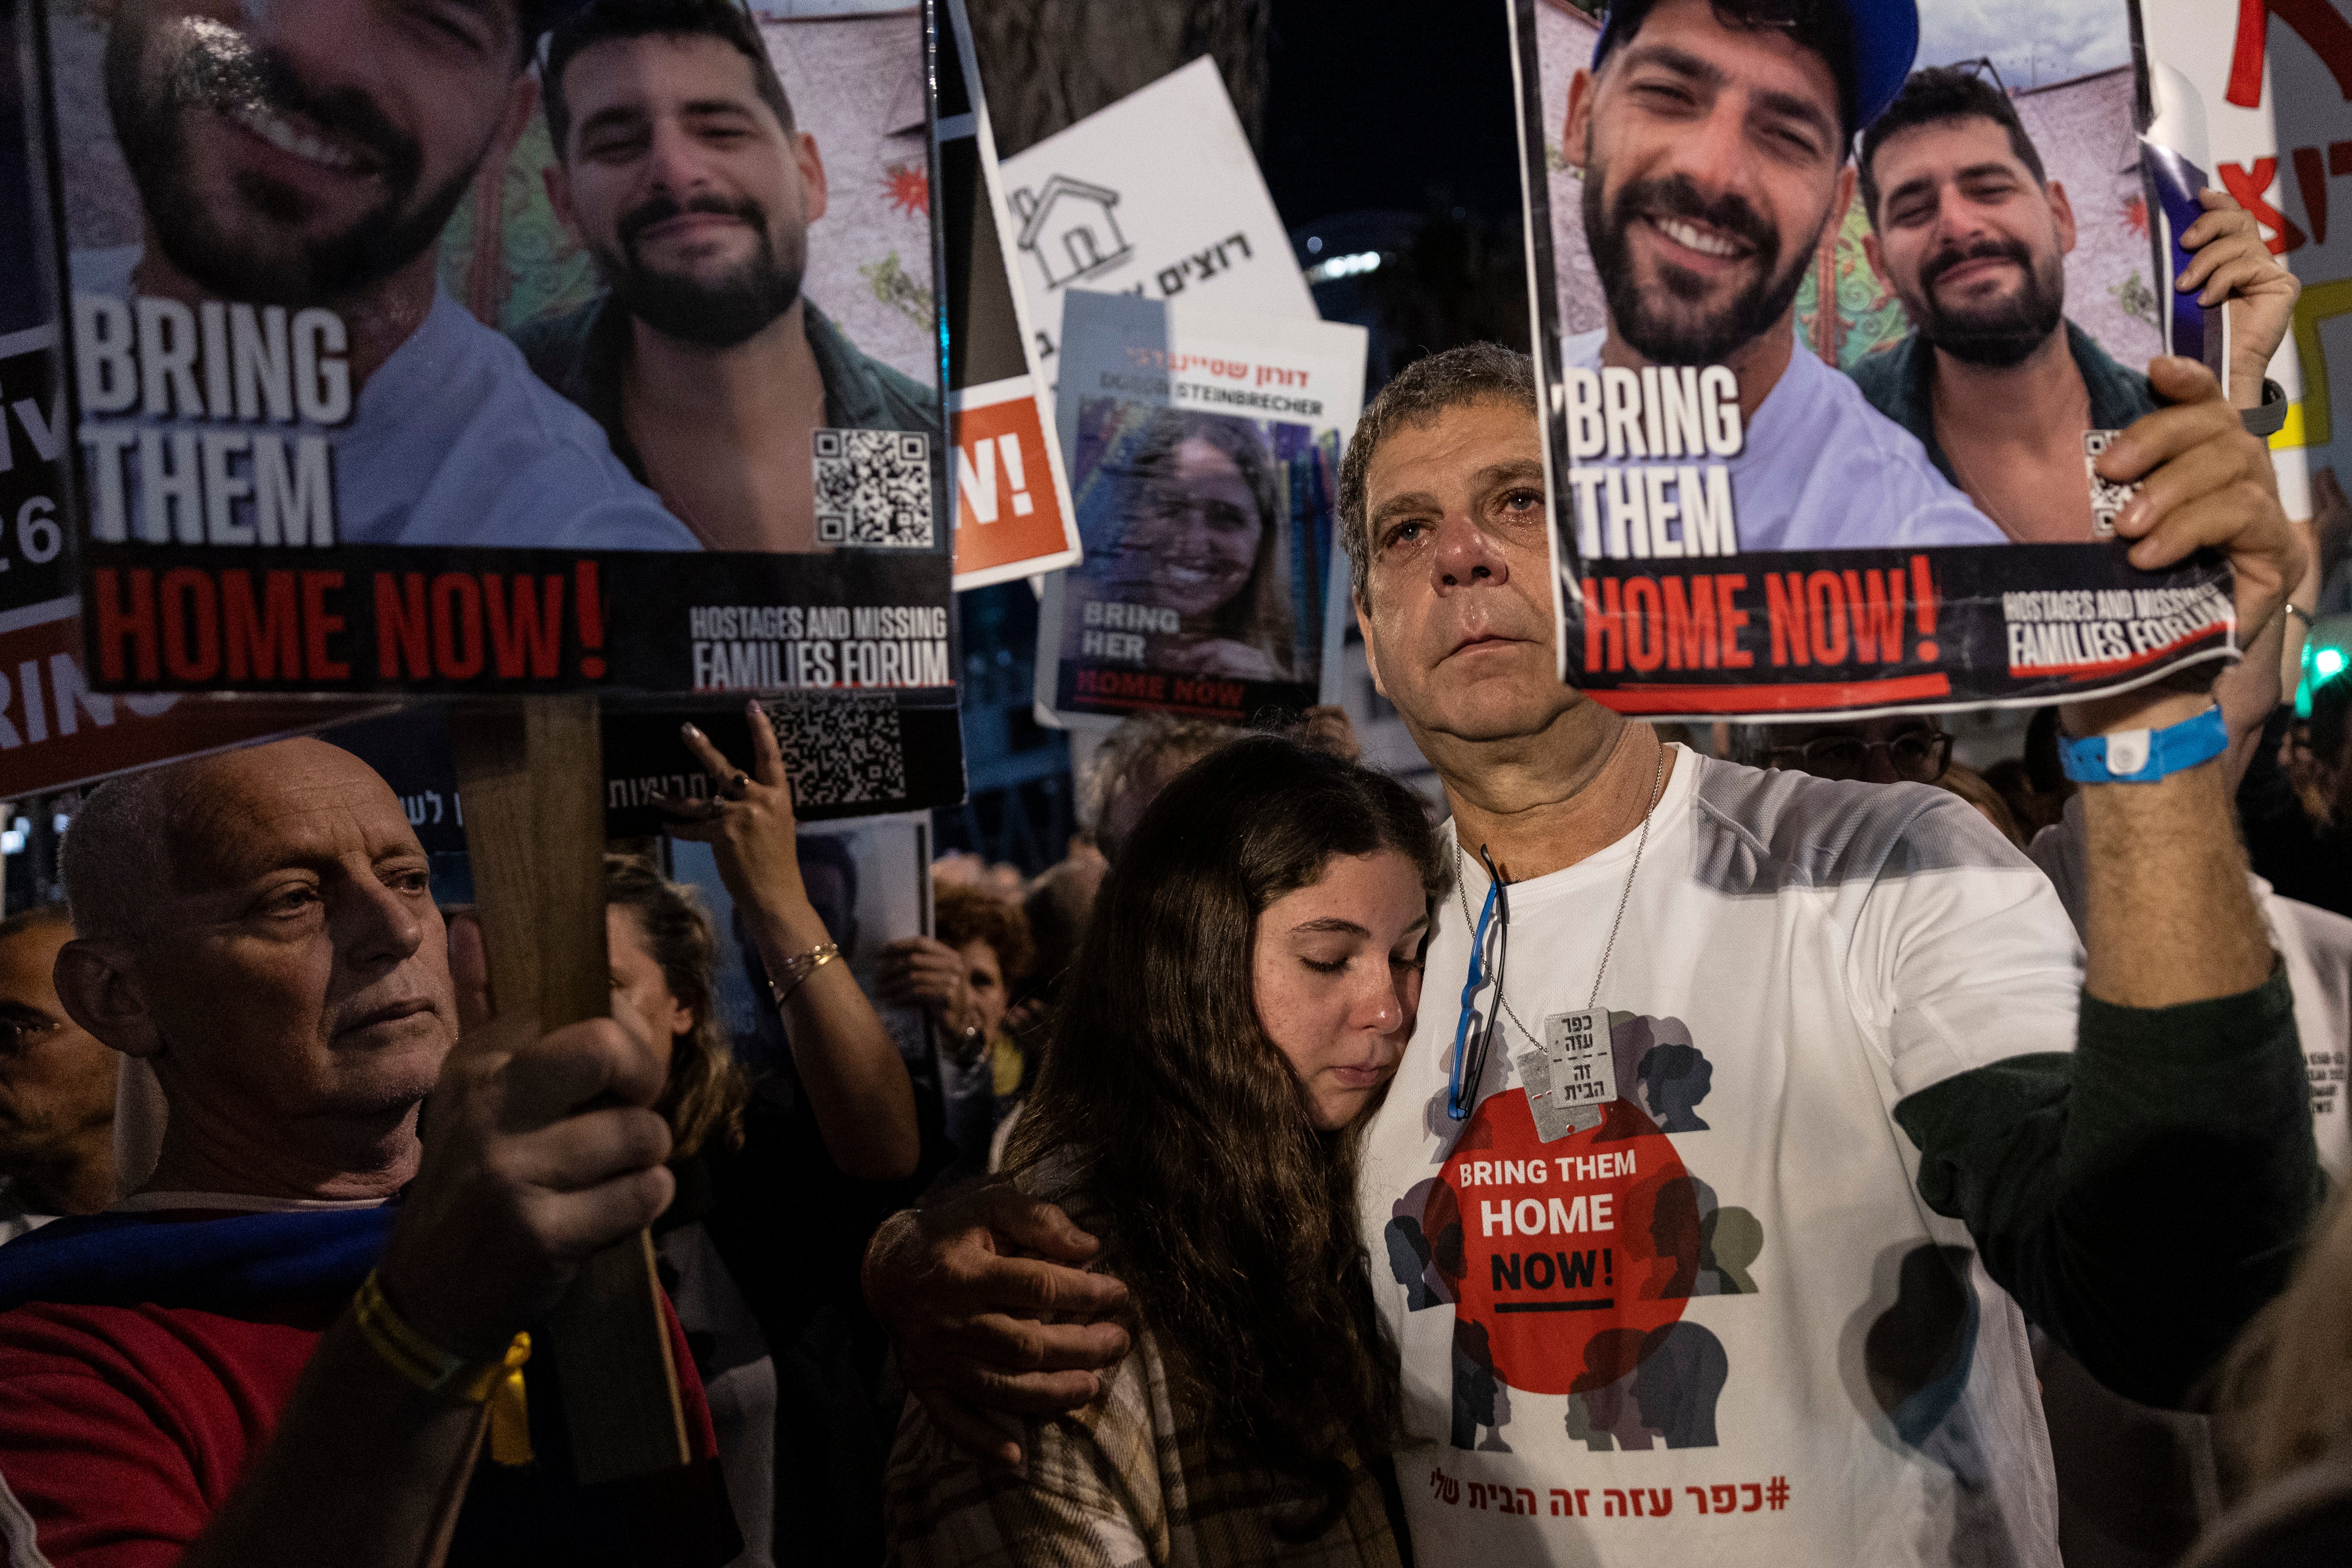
[1360,749,2076,1567]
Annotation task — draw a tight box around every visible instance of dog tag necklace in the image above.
[1455,742,1665,1141]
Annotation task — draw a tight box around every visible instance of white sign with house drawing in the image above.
[999,56,1316,385]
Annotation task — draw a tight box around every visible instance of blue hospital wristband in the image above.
[2058,704,2229,784]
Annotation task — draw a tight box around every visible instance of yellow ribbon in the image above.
[480,1334,533,1467]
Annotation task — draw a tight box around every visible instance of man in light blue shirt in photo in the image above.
[68,0,697,554]
[1555,0,2005,558]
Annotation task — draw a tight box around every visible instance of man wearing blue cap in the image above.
[1555,0,2008,557]
[66,0,697,551]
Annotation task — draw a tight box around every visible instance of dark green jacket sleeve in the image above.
[1893,966,2322,1409]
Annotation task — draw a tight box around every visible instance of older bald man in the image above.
[0,738,734,1568]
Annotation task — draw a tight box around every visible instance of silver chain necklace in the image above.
[1455,740,1668,1050]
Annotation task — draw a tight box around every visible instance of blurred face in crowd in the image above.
[1565,0,1852,365]
[1761,717,1953,784]
[0,919,116,1192]
[1252,848,1428,1132]
[1355,397,1571,750]
[1116,437,1266,620]
[102,0,528,303]
[959,940,1009,1041]
[549,31,826,347]
[1863,114,2073,368]
[607,904,690,1076]
[66,741,457,1139]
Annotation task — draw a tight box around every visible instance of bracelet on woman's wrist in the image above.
[768,941,842,1009]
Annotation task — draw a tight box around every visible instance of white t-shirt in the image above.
[1360,748,2079,1566]
[1561,332,2006,557]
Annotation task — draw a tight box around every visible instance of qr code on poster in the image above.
[814,429,934,547]
[764,689,908,808]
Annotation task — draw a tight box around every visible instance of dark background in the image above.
[942,0,1529,873]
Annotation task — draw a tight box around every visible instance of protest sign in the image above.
[0,0,387,796]
[2138,0,2341,537]
[37,0,960,760]
[1516,0,2242,718]
[995,56,1316,382]
[940,0,1082,589]
[1035,289,1363,725]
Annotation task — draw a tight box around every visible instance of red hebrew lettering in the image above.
[2219,159,2307,254]
[2227,0,2352,108]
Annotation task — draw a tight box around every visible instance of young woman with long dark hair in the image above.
[886,735,1444,1565]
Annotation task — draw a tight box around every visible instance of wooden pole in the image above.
[449,696,690,1486]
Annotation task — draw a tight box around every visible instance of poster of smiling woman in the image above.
[1035,290,1363,725]
[1515,0,2291,717]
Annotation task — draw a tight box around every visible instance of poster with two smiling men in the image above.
[1517,0,2296,717]
[29,0,959,812]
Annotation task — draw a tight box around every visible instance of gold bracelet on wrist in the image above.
[352,1270,536,1464]
[768,941,842,1008]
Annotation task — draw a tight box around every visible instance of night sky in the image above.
[1259,0,1527,234]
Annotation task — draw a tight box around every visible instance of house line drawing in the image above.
[1010,175,1131,290]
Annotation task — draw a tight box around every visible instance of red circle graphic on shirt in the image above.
[1425,1090,1689,1397]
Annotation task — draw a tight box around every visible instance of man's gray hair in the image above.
[59,766,193,947]
[1337,343,1538,606]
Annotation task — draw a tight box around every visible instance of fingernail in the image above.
[2120,498,2150,533]
[681,722,702,738]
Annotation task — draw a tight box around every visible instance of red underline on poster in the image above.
[1591,674,1954,714]
[2003,628,2229,680]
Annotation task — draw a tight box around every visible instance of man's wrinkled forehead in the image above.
[1366,398,1544,510]
[164,744,420,894]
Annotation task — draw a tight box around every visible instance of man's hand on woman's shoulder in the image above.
[863,1183,1133,1466]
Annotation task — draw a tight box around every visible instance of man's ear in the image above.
[2048,179,2077,256]
[52,941,163,1061]
[1562,67,1596,172]
[1355,592,1390,700]
[1860,229,1884,281]
[796,131,830,224]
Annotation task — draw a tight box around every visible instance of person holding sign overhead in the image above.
[862,342,2318,1567]
[0,738,735,1567]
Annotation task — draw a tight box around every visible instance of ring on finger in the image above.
[720,771,751,801]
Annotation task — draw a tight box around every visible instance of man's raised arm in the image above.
[176,1014,680,1568]
[1897,357,2324,1409]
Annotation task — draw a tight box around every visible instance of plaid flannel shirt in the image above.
[884,1328,1403,1568]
